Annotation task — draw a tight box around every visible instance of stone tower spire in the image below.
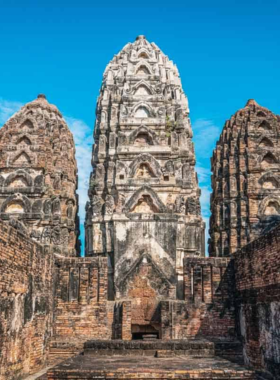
[85,36,204,331]
[0,95,80,256]
[209,100,280,256]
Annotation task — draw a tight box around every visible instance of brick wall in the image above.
[234,224,280,377]
[53,257,110,343]
[182,257,237,339]
[0,221,54,379]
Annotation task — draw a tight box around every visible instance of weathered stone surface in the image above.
[85,35,205,337]
[0,95,80,256]
[234,223,280,378]
[47,354,256,380]
[52,256,110,342]
[209,100,280,257]
[0,220,54,380]
[182,257,237,339]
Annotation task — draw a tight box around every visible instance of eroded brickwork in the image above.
[210,100,280,256]
[234,224,280,377]
[159,258,236,340]
[0,220,54,380]
[0,95,80,256]
[53,256,109,342]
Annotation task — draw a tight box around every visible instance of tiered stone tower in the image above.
[0,95,80,256]
[85,36,205,335]
[209,100,280,256]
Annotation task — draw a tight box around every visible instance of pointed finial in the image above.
[136,35,146,40]
[246,99,259,107]
[37,94,47,100]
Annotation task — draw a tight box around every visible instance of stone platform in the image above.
[47,355,256,379]
[45,339,255,380]
[83,339,215,357]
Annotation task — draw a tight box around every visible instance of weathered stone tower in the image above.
[85,36,205,335]
[0,95,80,256]
[209,100,280,256]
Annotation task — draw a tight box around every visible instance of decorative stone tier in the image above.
[47,355,256,380]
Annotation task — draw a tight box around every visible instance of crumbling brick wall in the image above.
[182,257,237,339]
[234,224,280,377]
[0,221,54,380]
[53,257,110,343]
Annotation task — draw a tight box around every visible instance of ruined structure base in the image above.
[47,355,255,380]
[44,339,255,380]
[83,339,215,357]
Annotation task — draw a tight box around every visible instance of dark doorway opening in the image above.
[131,324,160,340]
[132,332,159,340]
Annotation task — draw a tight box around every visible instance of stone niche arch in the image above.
[259,196,280,216]
[1,194,31,214]
[129,153,162,178]
[135,61,153,76]
[123,186,167,214]
[260,152,278,169]
[258,137,274,148]
[116,253,173,297]
[12,151,32,166]
[116,253,174,331]
[258,120,272,130]
[135,86,151,96]
[129,126,158,146]
[132,102,155,118]
[16,135,32,146]
[257,110,267,117]
[4,170,33,188]
[259,172,280,189]
[135,107,150,118]
[132,80,154,97]
[137,48,150,59]
[19,117,37,131]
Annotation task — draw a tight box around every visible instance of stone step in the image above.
[48,339,84,366]
[214,340,244,365]
[142,333,159,340]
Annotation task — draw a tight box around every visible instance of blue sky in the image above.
[0,0,279,254]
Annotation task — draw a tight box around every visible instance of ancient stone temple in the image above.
[1,39,280,380]
[85,35,205,336]
[209,99,280,256]
[0,94,80,256]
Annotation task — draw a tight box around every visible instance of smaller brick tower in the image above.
[210,100,280,256]
[0,95,80,256]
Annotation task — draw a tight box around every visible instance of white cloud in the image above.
[196,165,210,185]
[200,186,211,217]
[0,98,23,125]
[65,117,93,224]
[192,118,221,256]
[192,118,220,159]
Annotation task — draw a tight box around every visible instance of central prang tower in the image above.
[85,36,204,334]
